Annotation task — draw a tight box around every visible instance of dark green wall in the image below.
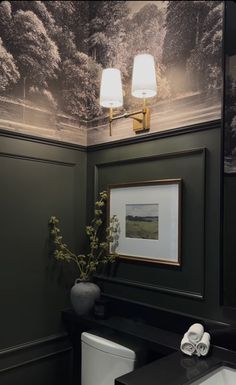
[0,132,87,384]
[88,123,235,326]
[223,1,236,309]
[223,175,236,307]
[1,120,236,384]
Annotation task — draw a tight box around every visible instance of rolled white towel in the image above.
[196,332,211,357]
[187,323,204,344]
[180,333,196,356]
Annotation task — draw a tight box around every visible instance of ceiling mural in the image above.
[0,1,223,145]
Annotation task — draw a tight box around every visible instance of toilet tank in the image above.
[81,332,136,385]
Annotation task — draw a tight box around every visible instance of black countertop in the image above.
[116,347,236,385]
[62,307,236,385]
[116,351,218,385]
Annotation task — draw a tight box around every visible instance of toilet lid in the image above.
[81,332,136,359]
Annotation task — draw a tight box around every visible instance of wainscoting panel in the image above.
[94,148,206,299]
[88,126,222,321]
[223,175,236,307]
[0,132,87,381]
[0,333,72,385]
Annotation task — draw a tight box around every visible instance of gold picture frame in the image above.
[108,179,182,266]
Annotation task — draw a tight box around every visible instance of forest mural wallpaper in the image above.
[224,0,236,175]
[224,54,236,173]
[0,1,223,145]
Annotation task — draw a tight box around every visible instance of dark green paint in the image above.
[1,121,236,383]
[87,127,235,325]
[223,176,236,307]
[222,1,236,309]
[0,134,86,383]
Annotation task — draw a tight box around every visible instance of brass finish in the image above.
[109,107,113,136]
[107,98,151,135]
[132,108,150,133]
[117,254,180,266]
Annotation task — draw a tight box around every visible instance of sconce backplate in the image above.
[133,108,150,133]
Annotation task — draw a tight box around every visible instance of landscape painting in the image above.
[109,179,181,265]
[125,204,159,240]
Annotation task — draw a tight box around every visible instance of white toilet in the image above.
[81,332,137,385]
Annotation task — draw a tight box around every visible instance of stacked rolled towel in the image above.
[196,332,211,357]
[180,323,211,357]
[188,323,204,345]
[180,333,196,356]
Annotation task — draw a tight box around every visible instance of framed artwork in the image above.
[108,179,182,266]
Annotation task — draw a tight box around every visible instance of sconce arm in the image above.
[108,108,150,135]
[110,109,146,122]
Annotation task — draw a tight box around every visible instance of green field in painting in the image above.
[126,219,159,240]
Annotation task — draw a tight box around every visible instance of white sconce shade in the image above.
[100,68,123,108]
[131,54,157,98]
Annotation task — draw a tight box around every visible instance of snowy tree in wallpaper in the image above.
[224,68,236,173]
[223,0,236,173]
[0,0,91,144]
[0,1,223,145]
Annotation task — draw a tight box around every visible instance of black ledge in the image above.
[62,308,180,356]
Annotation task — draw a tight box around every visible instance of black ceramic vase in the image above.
[70,279,101,316]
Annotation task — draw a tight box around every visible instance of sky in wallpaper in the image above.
[0,1,223,145]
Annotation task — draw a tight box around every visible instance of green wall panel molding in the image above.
[223,176,236,307]
[0,139,87,349]
[92,148,206,298]
[0,333,71,373]
[87,119,221,152]
[87,125,232,325]
[1,119,236,380]
[0,132,86,382]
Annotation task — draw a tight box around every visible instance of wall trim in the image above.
[0,151,77,167]
[0,332,68,357]
[0,128,87,152]
[93,147,206,300]
[0,332,72,374]
[0,119,220,152]
[0,348,72,374]
[100,293,229,328]
[94,147,206,198]
[95,275,204,300]
[87,119,220,151]
[94,147,206,167]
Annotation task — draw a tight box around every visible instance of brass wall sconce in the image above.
[99,54,157,136]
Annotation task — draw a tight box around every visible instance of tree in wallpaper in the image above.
[0,38,19,92]
[88,1,170,115]
[89,1,128,66]
[62,52,102,120]
[122,2,170,109]
[163,1,222,95]
[0,0,100,128]
[0,0,223,144]
[87,0,223,125]
[224,75,236,172]
[0,1,60,106]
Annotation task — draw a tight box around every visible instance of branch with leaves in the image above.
[49,191,119,281]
